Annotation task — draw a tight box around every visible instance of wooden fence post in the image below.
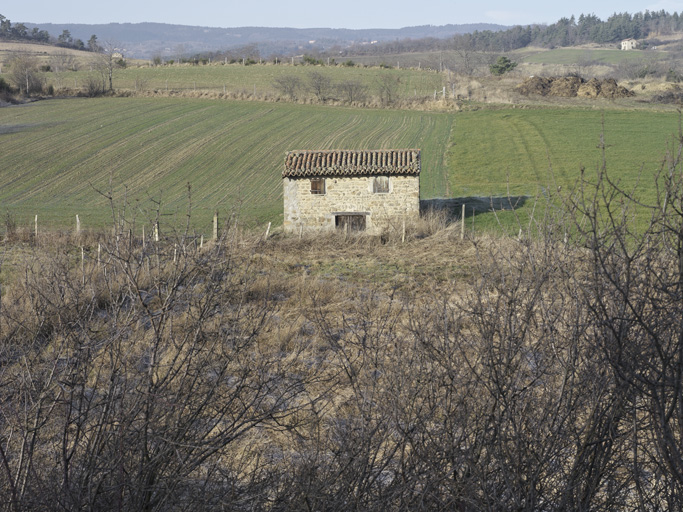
[76,214,81,236]
[213,211,219,240]
[461,204,465,240]
[264,222,271,241]
[471,207,475,237]
[34,215,38,238]
[154,222,159,242]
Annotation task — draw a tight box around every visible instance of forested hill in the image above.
[346,11,683,56]
[15,22,507,59]
[6,11,683,61]
[478,11,683,50]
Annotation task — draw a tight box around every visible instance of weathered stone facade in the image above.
[621,38,637,50]
[283,149,421,234]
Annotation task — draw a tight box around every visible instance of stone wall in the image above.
[283,175,420,234]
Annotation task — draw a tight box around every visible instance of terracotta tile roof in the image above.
[283,149,420,178]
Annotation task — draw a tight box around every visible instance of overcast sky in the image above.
[4,0,683,29]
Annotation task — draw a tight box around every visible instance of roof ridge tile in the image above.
[282,149,421,178]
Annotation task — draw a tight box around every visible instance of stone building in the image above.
[621,38,638,50]
[282,149,420,234]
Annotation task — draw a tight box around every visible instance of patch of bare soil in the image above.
[549,76,583,97]
[517,76,635,99]
[515,76,552,96]
[651,87,683,104]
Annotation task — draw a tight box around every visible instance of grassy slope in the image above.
[0,41,99,68]
[2,91,681,236]
[0,98,452,232]
[47,64,446,99]
[521,47,666,65]
[449,108,681,231]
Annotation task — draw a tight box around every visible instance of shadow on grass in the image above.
[420,196,530,221]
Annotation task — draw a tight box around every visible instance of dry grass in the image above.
[0,41,99,69]
[2,210,682,509]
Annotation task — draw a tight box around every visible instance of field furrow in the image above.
[448,108,681,231]
[0,98,452,230]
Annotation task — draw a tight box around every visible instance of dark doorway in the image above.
[335,214,366,232]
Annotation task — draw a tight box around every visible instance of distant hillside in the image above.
[20,22,508,59]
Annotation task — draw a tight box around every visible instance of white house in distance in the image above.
[621,38,638,50]
[282,149,421,234]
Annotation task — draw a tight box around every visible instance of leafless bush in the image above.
[7,55,44,95]
[48,52,78,72]
[2,212,16,242]
[82,73,106,97]
[336,79,368,104]
[561,131,683,504]
[0,213,324,510]
[134,75,149,93]
[307,70,333,102]
[376,73,401,106]
[272,74,302,100]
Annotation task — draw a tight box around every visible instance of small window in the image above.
[373,176,390,194]
[310,178,325,195]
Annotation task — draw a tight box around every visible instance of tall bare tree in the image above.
[7,55,42,95]
[96,41,123,92]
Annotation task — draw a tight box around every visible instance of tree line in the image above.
[272,70,401,106]
[0,14,99,52]
[339,9,683,58]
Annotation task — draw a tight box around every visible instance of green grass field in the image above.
[0,98,453,233]
[521,47,666,65]
[448,108,681,231]
[47,63,446,99]
[2,95,681,236]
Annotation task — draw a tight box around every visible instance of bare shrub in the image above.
[133,75,149,92]
[376,73,400,106]
[3,211,16,242]
[307,70,333,102]
[0,214,324,510]
[48,52,78,72]
[272,74,302,100]
[7,55,44,95]
[336,79,368,104]
[82,73,106,97]
[561,132,683,503]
